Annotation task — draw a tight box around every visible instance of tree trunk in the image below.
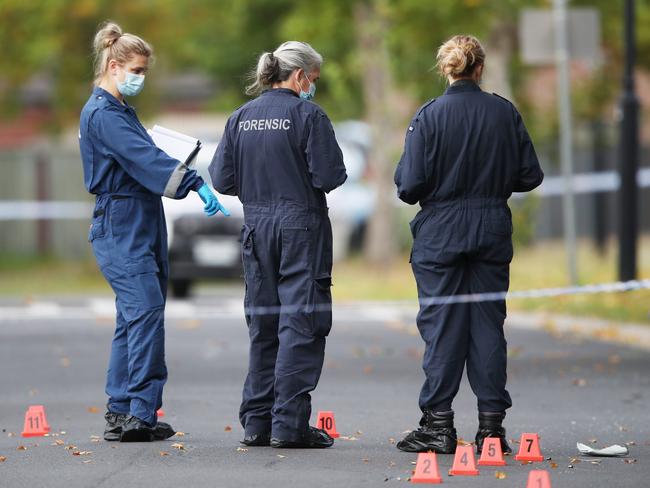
[355,0,399,266]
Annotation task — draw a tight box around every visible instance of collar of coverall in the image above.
[444,78,481,95]
[261,87,300,98]
[92,86,133,112]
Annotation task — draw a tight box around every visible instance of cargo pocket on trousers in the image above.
[88,206,107,242]
[119,259,165,322]
[311,274,333,337]
[241,224,262,325]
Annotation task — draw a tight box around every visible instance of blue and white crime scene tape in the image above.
[242,279,650,316]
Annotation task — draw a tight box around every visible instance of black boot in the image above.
[104,411,127,441]
[396,410,457,453]
[475,412,512,454]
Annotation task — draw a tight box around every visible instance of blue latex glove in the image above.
[197,183,230,217]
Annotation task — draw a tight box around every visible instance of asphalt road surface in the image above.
[0,292,648,487]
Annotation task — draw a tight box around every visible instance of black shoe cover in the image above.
[241,433,271,447]
[396,410,457,454]
[396,427,457,453]
[104,411,127,441]
[475,412,512,455]
[153,421,176,441]
[270,427,334,449]
[119,415,176,442]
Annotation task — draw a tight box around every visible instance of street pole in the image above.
[554,0,579,284]
[618,0,639,281]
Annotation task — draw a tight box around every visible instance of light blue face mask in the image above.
[116,71,145,97]
[299,74,316,101]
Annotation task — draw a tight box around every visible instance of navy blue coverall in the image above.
[79,87,205,426]
[209,88,347,442]
[394,79,544,414]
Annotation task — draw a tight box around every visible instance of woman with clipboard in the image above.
[79,21,228,442]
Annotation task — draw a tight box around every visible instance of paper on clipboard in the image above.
[148,125,202,167]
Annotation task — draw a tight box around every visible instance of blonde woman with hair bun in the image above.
[79,21,228,443]
[394,34,544,455]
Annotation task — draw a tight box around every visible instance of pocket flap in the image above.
[125,259,160,275]
[314,274,332,288]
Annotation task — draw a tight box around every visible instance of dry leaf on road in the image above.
[171,443,185,451]
[159,451,169,457]
[0,456,6,462]
[495,471,507,479]
[224,425,232,432]
[16,446,26,451]
[87,406,99,414]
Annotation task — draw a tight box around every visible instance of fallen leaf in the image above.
[236,447,248,452]
[72,451,92,456]
[388,438,396,444]
[362,458,370,463]
[277,455,286,459]
[90,436,101,443]
[82,460,93,464]
[224,425,232,432]
[0,456,6,462]
[171,443,185,451]
[7,433,15,438]
[159,451,169,457]
[550,462,558,469]
[174,432,186,437]
[53,440,65,446]
[572,378,587,387]
[356,430,364,436]
[625,441,636,446]
[388,461,396,467]
[87,406,99,414]
[623,459,637,464]
[16,446,26,451]
[64,445,77,450]
[591,460,601,465]
[495,471,507,479]
[340,436,359,441]
[60,357,71,368]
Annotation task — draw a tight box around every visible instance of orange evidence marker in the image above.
[448,444,479,476]
[315,411,340,438]
[478,437,506,466]
[515,433,544,462]
[157,409,165,418]
[411,452,443,484]
[526,470,552,488]
[21,406,49,437]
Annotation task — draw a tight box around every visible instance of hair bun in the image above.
[436,35,486,78]
[94,21,123,52]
